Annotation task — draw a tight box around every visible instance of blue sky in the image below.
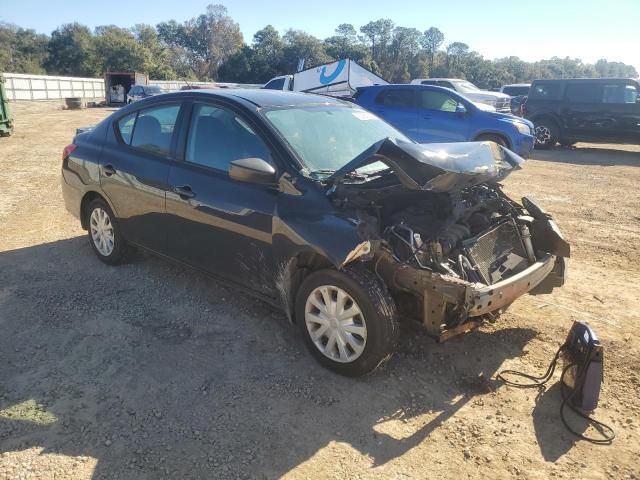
[2,0,639,72]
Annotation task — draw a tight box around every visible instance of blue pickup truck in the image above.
[353,84,535,158]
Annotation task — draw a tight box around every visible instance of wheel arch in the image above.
[529,113,563,131]
[472,130,512,150]
[80,190,117,230]
[275,250,335,324]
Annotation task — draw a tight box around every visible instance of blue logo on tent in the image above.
[319,60,346,85]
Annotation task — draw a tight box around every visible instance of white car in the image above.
[411,78,511,113]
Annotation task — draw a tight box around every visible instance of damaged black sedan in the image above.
[61,89,569,376]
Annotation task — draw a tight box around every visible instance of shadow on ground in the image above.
[532,382,600,462]
[0,237,575,478]
[530,145,640,167]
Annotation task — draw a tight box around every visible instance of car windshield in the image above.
[263,104,411,175]
[453,81,480,93]
[144,86,162,94]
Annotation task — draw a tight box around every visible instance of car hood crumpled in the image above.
[327,138,525,192]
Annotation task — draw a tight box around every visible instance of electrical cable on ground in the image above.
[497,344,615,445]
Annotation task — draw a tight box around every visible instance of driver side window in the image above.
[186,103,272,172]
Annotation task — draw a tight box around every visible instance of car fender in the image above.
[63,124,114,215]
[271,182,377,321]
[470,128,514,149]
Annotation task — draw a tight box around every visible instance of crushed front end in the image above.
[373,192,568,339]
[328,140,570,340]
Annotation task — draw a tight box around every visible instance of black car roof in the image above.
[532,78,637,84]
[172,88,345,108]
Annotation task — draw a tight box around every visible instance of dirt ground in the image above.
[1,101,639,480]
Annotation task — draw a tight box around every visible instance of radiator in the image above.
[464,219,529,284]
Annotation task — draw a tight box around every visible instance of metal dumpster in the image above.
[0,74,13,136]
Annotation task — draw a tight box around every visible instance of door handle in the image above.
[423,115,432,120]
[103,164,116,176]
[174,185,195,199]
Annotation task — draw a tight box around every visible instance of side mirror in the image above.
[229,158,276,185]
[456,103,467,115]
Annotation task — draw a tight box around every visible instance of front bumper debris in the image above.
[467,253,559,317]
[376,250,566,340]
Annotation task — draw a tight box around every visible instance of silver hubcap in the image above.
[535,125,552,144]
[304,285,367,363]
[90,207,115,256]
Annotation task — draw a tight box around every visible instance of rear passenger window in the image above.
[565,83,602,103]
[186,103,272,172]
[375,89,415,108]
[529,83,563,100]
[602,84,638,104]
[117,112,136,144]
[130,104,180,156]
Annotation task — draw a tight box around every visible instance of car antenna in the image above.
[184,78,192,89]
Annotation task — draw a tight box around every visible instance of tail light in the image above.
[62,143,77,161]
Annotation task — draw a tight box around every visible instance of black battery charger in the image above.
[561,321,603,411]
[498,320,615,444]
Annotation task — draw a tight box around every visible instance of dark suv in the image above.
[524,78,640,148]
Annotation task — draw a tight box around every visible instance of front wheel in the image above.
[295,266,399,377]
[86,198,130,265]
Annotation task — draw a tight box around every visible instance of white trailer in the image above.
[262,59,388,97]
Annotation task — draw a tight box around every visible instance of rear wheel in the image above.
[295,266,398,377]
[534,119,559,149]
[86,198,130,265]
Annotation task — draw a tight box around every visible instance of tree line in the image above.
[1,4,637,88]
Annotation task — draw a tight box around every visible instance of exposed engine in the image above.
[383,184,537,285]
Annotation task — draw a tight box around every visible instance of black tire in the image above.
[475,133,508,148]
[295,266,399,377]
[533,118,559,149]
[85,198,131,265]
